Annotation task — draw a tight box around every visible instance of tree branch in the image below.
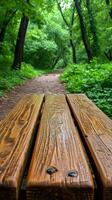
[70,3,75,29]
[56,0,69,27]
[5,9,17,27]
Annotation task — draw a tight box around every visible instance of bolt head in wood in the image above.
[68,170,78,177]
[47,167,57,175]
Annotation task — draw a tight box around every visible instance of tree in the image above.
[12,0,32,70]
[75,0,93,61]
[12,14,29,69]
[85,0,100,56]
[56,0,77,63]
[12,0,54,70]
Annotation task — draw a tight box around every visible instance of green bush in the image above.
[25,38,58,68]
[0,58,43,97]
[24,17,70,69]
[60,61,112,118]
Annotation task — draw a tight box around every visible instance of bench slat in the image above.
[27,95,94,200]
[0,94,44,200]
[67,94,112,200]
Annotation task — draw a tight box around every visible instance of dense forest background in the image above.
[0,0,112,117]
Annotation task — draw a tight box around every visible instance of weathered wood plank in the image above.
[67,94,112,200]
[0,94,44,200]
[27,95,94,200]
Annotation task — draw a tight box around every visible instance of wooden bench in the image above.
[26,95,94,200]
[67,94,112,200]
[0,94,112,200]
[0,94,44,200]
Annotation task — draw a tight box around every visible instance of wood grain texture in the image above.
[27,95,94,200]
[67,94,112,200]
[0,94,44,200]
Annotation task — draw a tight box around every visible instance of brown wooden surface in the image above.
[67,94,112,200]
[0,94,44,200]
[27,95,94,200]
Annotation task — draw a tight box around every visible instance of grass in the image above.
[0,56,46,97]
[0,54,56,97]
[60,61,112,118]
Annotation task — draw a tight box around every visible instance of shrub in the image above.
[60,62,112,118]
[0,60,42,97]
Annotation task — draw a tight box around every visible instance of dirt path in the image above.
[0,73,66,121]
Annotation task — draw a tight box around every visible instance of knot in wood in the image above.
[19,119,26,124]
[46,167,57,175]
[68,170,78,177]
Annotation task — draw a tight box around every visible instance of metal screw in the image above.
[46,167,57,175]
[68,170,78,177]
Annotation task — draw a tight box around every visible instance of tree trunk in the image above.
[0,24,6,44]
[104,49,112,60]
[70,37,77,63]
[69,4,77,63]
[86,0,100,56]
[52,54,61,68]
[12,14,29,70]
[75,0,93,61]
[105,0,109,4]
[0,23,7,54]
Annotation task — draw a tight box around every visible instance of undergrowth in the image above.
[0,56,44,96]
[60,61,112,118]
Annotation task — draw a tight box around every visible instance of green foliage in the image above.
[24,24,58,68]
[44,11,70,67]
[0,56,42,96]
[24,7,70,68]
[0,0,112,122]
[1,0,112,67]
[60,61,112,117]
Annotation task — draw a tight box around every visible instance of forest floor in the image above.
[0,72,66,121]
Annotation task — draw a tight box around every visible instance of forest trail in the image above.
[0,73,65,121]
